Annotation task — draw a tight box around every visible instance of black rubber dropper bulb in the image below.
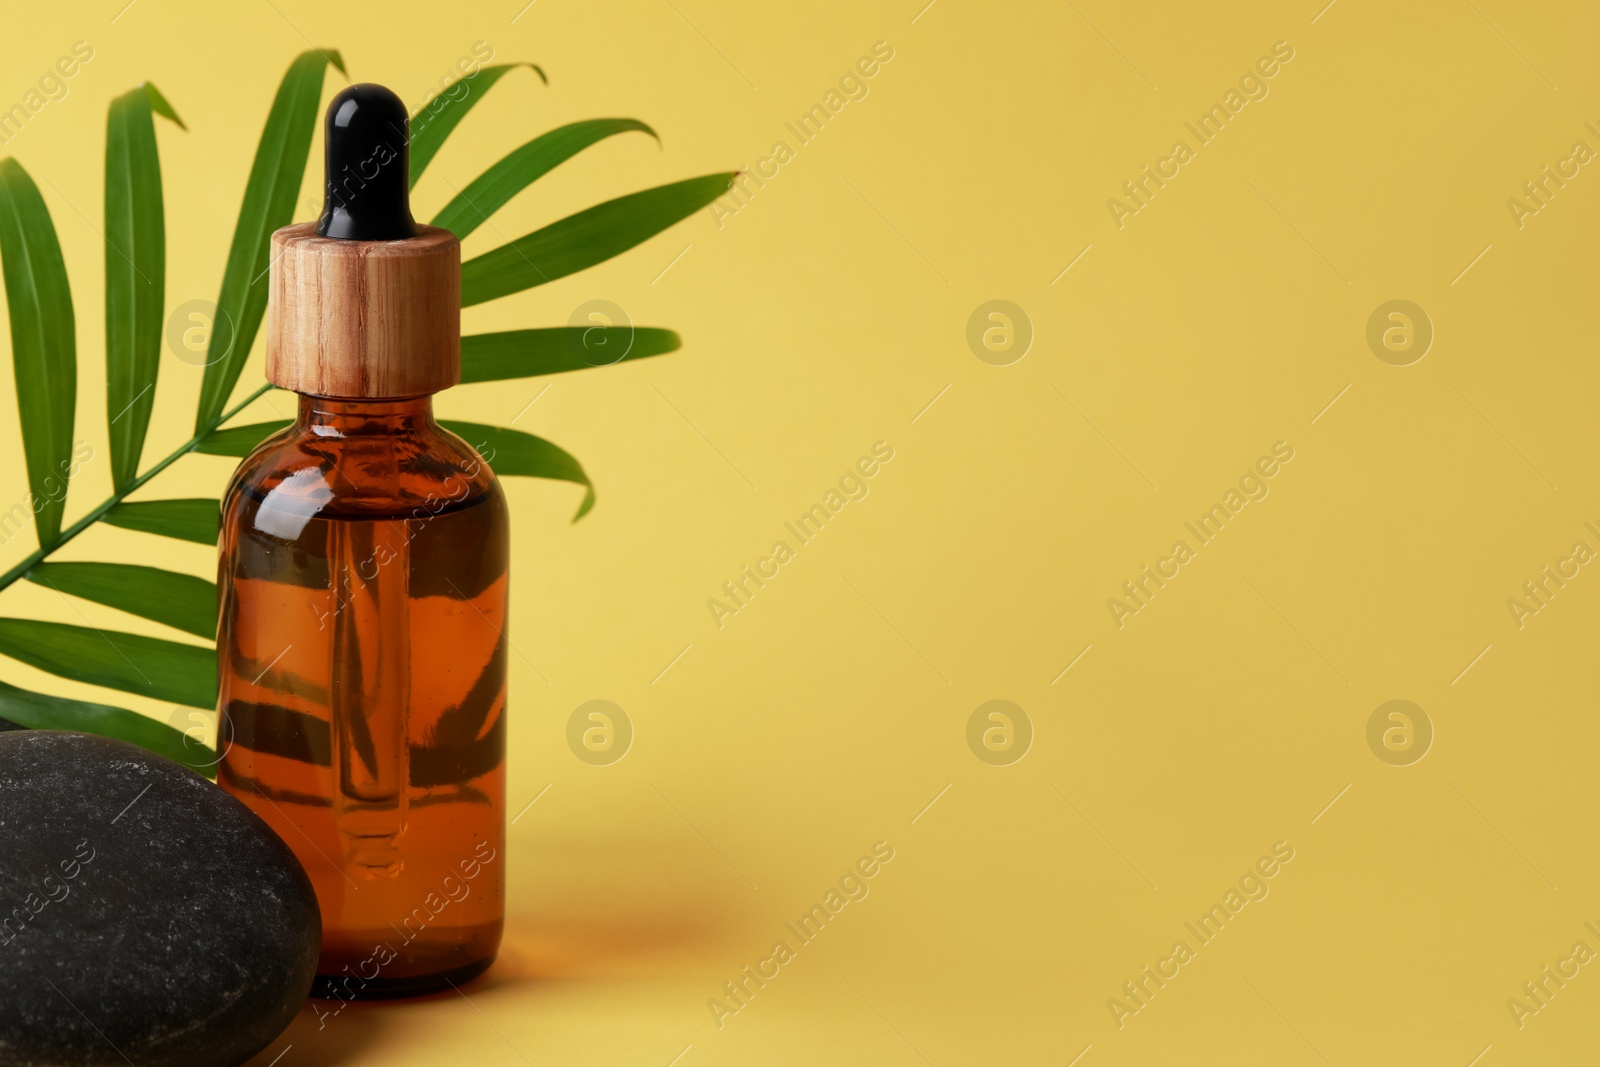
[315,83,418,241]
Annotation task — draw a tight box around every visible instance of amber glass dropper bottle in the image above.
[216,83,508,999]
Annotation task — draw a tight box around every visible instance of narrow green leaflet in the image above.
[461,327,679,383]
[27,561,216,639]
[196,419,291,457]
[0,159,75,546]
[460,172,736,307]
[105,83,184,492]
[0,619,215,708]
[194,49,344,431]
[408,63,546,188]
[0,679,210,773]
[441,420,594,519]
[101,499,220,545]
[431,119,656,239]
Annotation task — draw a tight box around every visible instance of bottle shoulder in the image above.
[223,418,504,525]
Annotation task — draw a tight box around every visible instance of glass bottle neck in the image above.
[296,394,437,436]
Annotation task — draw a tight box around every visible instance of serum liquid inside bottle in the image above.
[216,84,507,998]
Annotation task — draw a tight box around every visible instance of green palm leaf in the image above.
[461,326,679,383]
[431,119,657,239]
[27,561,216,639]
[105,83,184,492]
[196,420,291,457]
[0,159,75,547]
[0,679,209,772]
[101,499,220,545]
[460,172,735,306]
[194,49,344,431]
[0,619,215,708]
[441,420,594,519]
[408,63,546,188]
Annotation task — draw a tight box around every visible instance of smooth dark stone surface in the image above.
[0,731,320,1067]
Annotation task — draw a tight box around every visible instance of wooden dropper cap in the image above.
[266,84,460,399]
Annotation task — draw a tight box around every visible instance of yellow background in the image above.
[1,0,1598,1063]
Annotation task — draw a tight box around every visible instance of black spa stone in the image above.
[0,730,320,1066]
